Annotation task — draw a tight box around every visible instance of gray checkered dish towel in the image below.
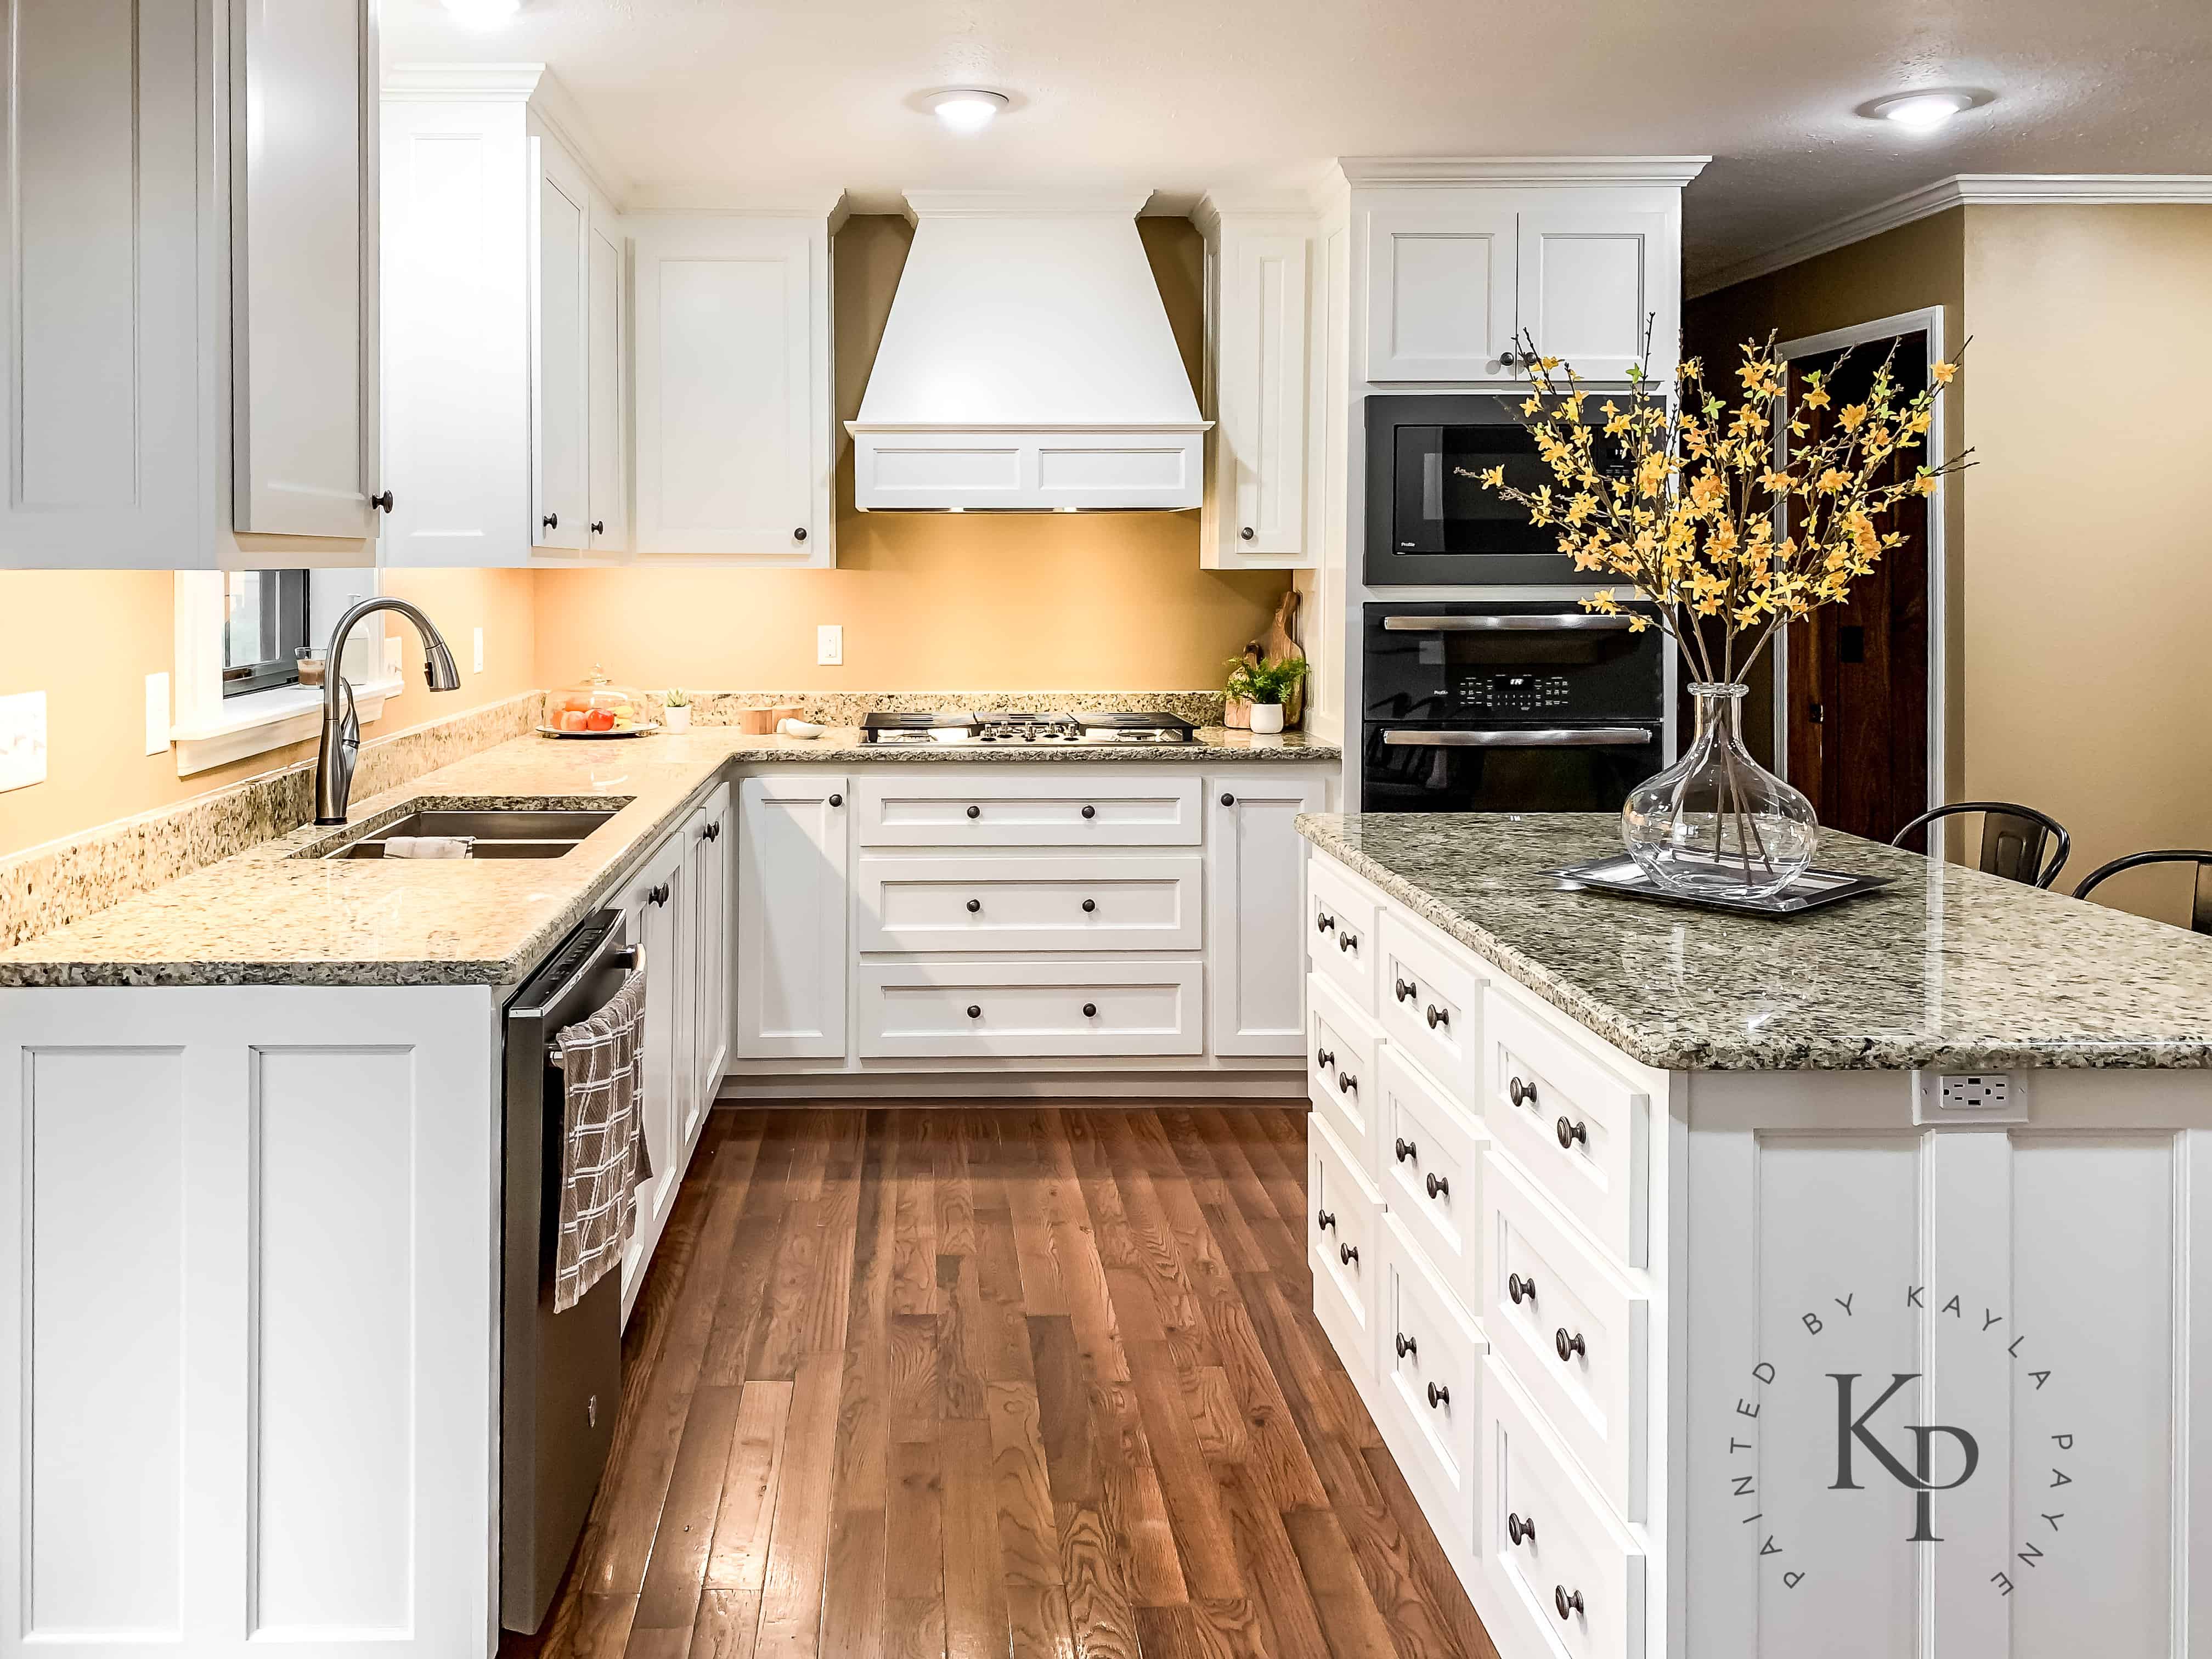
[551,967,653,1313]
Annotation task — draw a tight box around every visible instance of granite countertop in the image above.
[0,726,1339,989]
[1297,812,2212,1071]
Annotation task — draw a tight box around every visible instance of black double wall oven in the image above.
[1362,602,1667,814]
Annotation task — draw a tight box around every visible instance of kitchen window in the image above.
[221,571,311,697]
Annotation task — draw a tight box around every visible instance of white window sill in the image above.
[171,676,402,776]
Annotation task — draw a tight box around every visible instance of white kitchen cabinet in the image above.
[737,774,849,1058]
[1197,202,1328,569]
[0,0,382,569]
[630,213,836,565]
[1206,770,1326,1052]
[1363,205,1520,382]
[380,67,627,568]
[689,783,735,1120]
[1515,204,1674,383]
[617,826,691,1310]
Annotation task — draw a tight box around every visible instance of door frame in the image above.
[1769,305,1949,817]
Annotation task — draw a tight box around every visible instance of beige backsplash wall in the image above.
[533,214,1289,692]
[0,567,536,860]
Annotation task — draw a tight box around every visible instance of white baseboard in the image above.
[712,1068,1307,1103]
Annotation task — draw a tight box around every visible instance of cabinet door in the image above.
[631,217,825,560]
[1364,208,1517,382]
[736,775,848,1059]
[1207,771,1327,1054]
[1514,206,1673,383]
[233,0,377,539]
[532,149,589,551]
[689,786,733,1127]
[586,211,628,552]
[1215,231,1311,562]
[619,832,690,1308]
[0,1,201,568]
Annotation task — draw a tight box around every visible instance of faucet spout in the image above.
[314,597,462,825]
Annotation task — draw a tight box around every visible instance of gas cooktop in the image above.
[859,709,1198,746]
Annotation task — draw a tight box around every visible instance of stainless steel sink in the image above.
[306,805,625,861]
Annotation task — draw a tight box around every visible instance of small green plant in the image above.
[1224,654,1310,706]
[663,687,692,708]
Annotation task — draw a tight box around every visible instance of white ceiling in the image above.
[383,0,2212,289]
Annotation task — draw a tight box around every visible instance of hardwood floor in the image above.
[505,1106,1500,1659]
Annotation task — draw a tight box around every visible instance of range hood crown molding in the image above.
[900,189,1156,223]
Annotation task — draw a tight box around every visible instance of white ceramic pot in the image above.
[1249,702,1285,734]
[664,704,692,731]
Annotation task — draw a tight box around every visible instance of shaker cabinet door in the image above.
[1364,208,1518,382]
[1513,206,1674,383]
[586,215,629,552]
[736,775,850,1058]
[1208,772,1327,1053]
[532,154,590,552]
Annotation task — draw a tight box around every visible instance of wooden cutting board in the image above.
[1267,588,1306,727]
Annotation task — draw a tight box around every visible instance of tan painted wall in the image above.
[0,566,537,860]
[532,215,1289,692]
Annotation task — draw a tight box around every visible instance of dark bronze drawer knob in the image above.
[1338,1071,1357,1095]
[1081,898,1096,912]
[1425,1003,1448,1030]
[967,804,981,819]
[1508,1271,1536,1306]
[1338,931,1358,952]
[1316,911,1335,933]
[1339,1242,1358,1267]
[1555,1586,1584,1621]
[1509,1075,1536,1108]
[1555,1328,1586,1362]
[647,883,669,906]
[1508,1511,1536,1547]
[1395,1331,1417,1359]
[1426,1381,1449,1409]
[1395,977,1417,1003]
[1556,1116,1588,1149]
[1394,1137,1417,1164]
[1316,1046,1335,1071]
[1081,804,1097,819]
[828,793,843,807]
[967,1005,983,1019]
[1220,792,1234,806]
[1425,1172,1449,1200]
[966,898,981,913]
[1082,1003,1096,1018]
[1316,1208,1335,1232]
[793,526,808,541]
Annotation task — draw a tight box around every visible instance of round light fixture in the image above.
[927,89,1010,134]
[1863,89,1980,132]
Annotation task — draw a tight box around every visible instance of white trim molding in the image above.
[1335,155,1710,189]
[1691,173,2212,297]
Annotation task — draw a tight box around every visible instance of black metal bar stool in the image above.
[1890,802,2071,889]
[2073,851,2212,935]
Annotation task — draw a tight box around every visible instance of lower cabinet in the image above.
[736,774,848,1058]
[1207,772,1327,1052]
[855,960,1203,1058]
[1308,1112,1381,1390]
[617,824,690,1310]
[687,783,733,1121]
[1377,1212,1487,1566]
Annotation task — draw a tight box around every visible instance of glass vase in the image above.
[1622,682,1819,900]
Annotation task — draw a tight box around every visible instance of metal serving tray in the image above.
[1542,853,1895,916]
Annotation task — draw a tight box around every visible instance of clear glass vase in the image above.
[1622,682,1819,900]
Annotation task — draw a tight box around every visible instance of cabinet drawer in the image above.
[1482,1151,1648,1522]
[1307,854,1379,1014]
[1485,1357,1647,1659]
[1376,1213,1486,1565]
[1307,972,1380,1175]
[1486,990,1649,1269]
[1379,911,1482,1107]
[1309,1114,1381,1391]
[1378,1047,1486,1303]
[852,774,1202,847]
[855,853,1201,952]
[855,961,1201,1057]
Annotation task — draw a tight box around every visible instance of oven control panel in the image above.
[1460,673,1571,712]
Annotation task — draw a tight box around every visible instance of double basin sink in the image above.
[299,801,629,861]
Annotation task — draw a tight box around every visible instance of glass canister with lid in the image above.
[541,667,654,736]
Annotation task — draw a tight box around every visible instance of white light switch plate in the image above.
[145,672,171,756]
[473,627,484,675]
[817,624,843,667]
[0,691,48,792]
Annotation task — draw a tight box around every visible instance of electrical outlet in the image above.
[1912,1069,2028,1125]
[817,624,843,667]
[473,627,485,675]
[145,673,171,757]
[0,691,47,793]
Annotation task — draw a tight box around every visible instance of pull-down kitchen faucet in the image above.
[314,597,462,824]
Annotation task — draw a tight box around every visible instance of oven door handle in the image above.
[1380,727,1656,748]
[1379,613,1641,633]
[542,939,647,1068]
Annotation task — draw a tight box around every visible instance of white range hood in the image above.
[847,192,1209,511]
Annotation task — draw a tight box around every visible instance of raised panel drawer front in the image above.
[1307,972,1380,1176]
[1485,1357,1646,1659]
[1486,989,1649,1269]
[1379,910,1483,1108]
[1309,1114,1380,1390]
[853,774,1202,847]
[1377,1212,1486,1566]
[855,853,1202,952]
[1378,1046,1487,1304]
[1483,1150,1647,1523]
[1307,854,1380,1013]
[856,960,1201,1058]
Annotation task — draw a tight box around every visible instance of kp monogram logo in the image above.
[1828,1372,1980,1542]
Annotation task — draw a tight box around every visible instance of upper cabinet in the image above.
[0,0,383,569]
[1347,160,1705,388]
[1196,200,1330,571]
[629,213,836,566]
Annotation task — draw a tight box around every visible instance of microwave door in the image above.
[1393,426,1449,553]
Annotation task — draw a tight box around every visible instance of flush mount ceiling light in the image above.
[926,89,1011,134]
[1860,88,1985,133]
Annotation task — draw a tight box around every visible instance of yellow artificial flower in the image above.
[1931,360,1958,385]
[1838,404,1869,432]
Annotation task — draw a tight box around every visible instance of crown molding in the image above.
[382,61,546,100]
[1689,172,2212,298]
[1336,155,1711,189]
[1190,190,1323,233]
[901,190,1156,223]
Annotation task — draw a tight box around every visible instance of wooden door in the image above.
[1780,332,1931,844]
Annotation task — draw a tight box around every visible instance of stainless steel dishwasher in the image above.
[500,909,637,1633]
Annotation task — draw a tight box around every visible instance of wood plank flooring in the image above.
[505,1107,1499,1659]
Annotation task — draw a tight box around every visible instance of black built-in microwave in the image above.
[1365,393,1627,585]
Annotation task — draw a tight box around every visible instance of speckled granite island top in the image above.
[0,726,1337,989]
[1297,812,2212,1071]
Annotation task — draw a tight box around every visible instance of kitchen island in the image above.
[0,723,1338,1659]
[1296,812,2212,1659]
